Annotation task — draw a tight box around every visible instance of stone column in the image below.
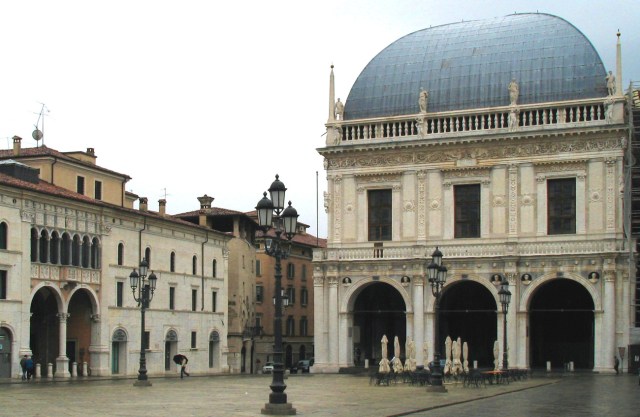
[600,270,616,372]
[328,277,339,370]
[313,276,327,370]
[536,175,547,236]
[442,182,454,239]
[55,313,70,378]
[413,276,425,366]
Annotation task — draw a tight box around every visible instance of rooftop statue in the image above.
[508,79,519,106]
[418,88,429,113]
[606,71,616,96]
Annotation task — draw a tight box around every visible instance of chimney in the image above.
[197,194,214,209]
[12,136,21,156]
[158,199,166,216]
[87,148,95,156]
[139,197,148,212]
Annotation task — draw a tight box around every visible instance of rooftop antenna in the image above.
[161,188,171,200]
[32,103,50,147]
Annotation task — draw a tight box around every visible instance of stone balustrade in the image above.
[313,238,617,262]
[332,98,610,144]
[31,263,101,284]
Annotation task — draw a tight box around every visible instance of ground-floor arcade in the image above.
[313,265,620,374]
[2,281,228,379]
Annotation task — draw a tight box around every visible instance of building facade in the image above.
[175,199,259,373]
[313,14,634,374]
[253,220,325,371]
[0,141,231,379]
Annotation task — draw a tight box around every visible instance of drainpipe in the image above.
[201,231,208,311]
[51,157,58,183]
[138,217,147,262]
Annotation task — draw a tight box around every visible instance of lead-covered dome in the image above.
[344,13,608,120]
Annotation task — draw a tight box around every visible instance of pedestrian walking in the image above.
[19,355,28,380]
[173,354,190,378]
[25,356,34,380]
[614,356,620,375]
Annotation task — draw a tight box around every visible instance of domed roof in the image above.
[344,13,608,120]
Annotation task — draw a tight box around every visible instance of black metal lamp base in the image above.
[261,403,296,415]
[426,384,447,393]
[133,379,152,387]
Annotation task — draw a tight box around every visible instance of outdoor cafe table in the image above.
[481,370,509,385]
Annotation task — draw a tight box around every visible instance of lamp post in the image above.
[256,174,298,416]
[426,247,447,392]
[129,258,158,387]
[498,277,512,371]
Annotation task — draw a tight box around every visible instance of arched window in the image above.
[50,231,60,264]
[212,259,217,278]
[117,243,124,266]
[91,237,100,269]
[61,233,71,265]
[72,235,81,266]
[0,222,7,250]
[170,252,176,272]
[81,236,91,268]
[30,228,38,262]
[192,255,197,275]
[145,247,151,268]
[39,230,49,263]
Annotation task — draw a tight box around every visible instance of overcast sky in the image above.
[1,0,638,238]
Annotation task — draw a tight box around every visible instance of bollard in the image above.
[47,363,53,379]
[570,361,574,372]
[82,361,88,376]
[71,362,77,377]
[546,361,551,372]
[364,359,369,369]
[35,363,41,378]
[473,360,478,369]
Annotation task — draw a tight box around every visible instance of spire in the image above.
[328,65,336,123]
[616,30,622,96]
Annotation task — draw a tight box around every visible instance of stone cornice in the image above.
[325,136,622,170]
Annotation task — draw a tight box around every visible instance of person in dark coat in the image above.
[614,356,620,375]
[25,356,34,380]
[173,354,190,378]
[19,355,28,380]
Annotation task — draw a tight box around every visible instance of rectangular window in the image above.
[143,331,150,351]
[287,287,295,305]
[256,285,264,303]
[191,331,197,349]
[192,289,197,311]
[94,180,102,200]
[548,178,576,235]
[286,316,294,336]
[287,263,295,279]
[300,317,308,337]
[0,270,6,299]
[77,176,85,195]
[301,288,308,306]
[368,189,392,241]
[212,291,217,312]
[169,287,175,310]
[116,281,123,307]
[256,260,261,276]
[454,184,481,238]
[301,265,307,281]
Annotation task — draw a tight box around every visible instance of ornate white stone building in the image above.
[313,13,635,373]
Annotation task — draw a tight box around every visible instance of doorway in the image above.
[529,279,594,369]
[0,328,11,378]
[439,281,497,367]
[352,282,406,363]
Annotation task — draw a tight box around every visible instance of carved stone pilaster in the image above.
[417,171,426,240]
[313,276,325,287]
[328,276,339,287]
[57,313,70,323]
[605,157,616,231]
[90,314,101,323]
[508,164,518,235]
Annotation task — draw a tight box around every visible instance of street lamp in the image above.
[129,258,158,387]
[426,247,447,392]
[498,277,512,371]
[256,174,298,416]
